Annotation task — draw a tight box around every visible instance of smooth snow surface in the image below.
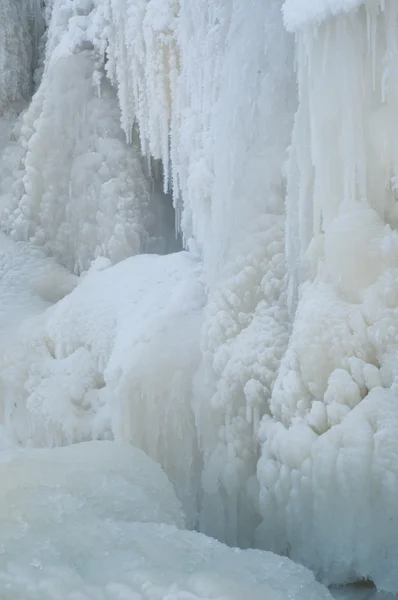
[0,441,333,600]
[283,0,366,31]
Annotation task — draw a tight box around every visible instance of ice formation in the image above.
[2,0,398,598]
[0,0,175,273]
[258,0,398,592]
[0,251,205,524]
[0,0,42,111]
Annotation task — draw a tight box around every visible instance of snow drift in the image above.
[282,0,367,31]
[0,441,332,600]
[3,0,398,596]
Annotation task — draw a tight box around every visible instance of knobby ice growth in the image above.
[1,0,398,594]
[258,0,398,591]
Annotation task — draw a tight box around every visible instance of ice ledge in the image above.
[283,0,367,32]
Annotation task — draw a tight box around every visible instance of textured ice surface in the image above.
[0,249,205,523]
[258,2,398,592]
[0,231,76,342]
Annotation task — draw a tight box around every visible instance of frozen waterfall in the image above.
[0,0,397,598]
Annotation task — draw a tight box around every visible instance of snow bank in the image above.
[0,440,332,600]
[283,0,367,31]
[0,250,205,524]
[0,440,185,528]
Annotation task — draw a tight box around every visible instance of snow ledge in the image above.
[283,0,367,32]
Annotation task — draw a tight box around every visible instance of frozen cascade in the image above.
[258,0,398,594]
[1,0,398,599]
[0,0,177,273]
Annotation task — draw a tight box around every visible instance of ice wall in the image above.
[3,0,398,593]
[0,0,296,547]
[257,0,398,591]
[0,0,173,273]
[0,0,41,112]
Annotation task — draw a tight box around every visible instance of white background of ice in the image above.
[1,0,398,598]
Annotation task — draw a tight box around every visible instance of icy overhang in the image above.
[283,0,367,31]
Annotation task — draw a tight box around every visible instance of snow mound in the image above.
[283,0,367,31]
[0,250,205,524]
[0,440,185,529]
[0,440,332,600]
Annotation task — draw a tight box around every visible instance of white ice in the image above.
[257,2,398,592]
[2,0,398,599]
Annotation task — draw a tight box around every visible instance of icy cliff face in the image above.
[1,0,398,595]
[258,0,398,591]
[0,0,41,111]
[0,0,175,273]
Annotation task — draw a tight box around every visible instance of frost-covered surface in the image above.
[92,0,295,279]
[283,0,367,31]
[0,440,333,600]
[0,0,297,547]
[257,1,398,592]
[0,1,41,111]
[0,0,174,273]
[0,441,185,528]
[3,0,398,597]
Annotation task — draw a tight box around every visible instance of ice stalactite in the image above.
[258,1,398,591]
[286,0,398,296]
[0,0,297,547]
[0,0,172,273]
[192,0,296,548]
